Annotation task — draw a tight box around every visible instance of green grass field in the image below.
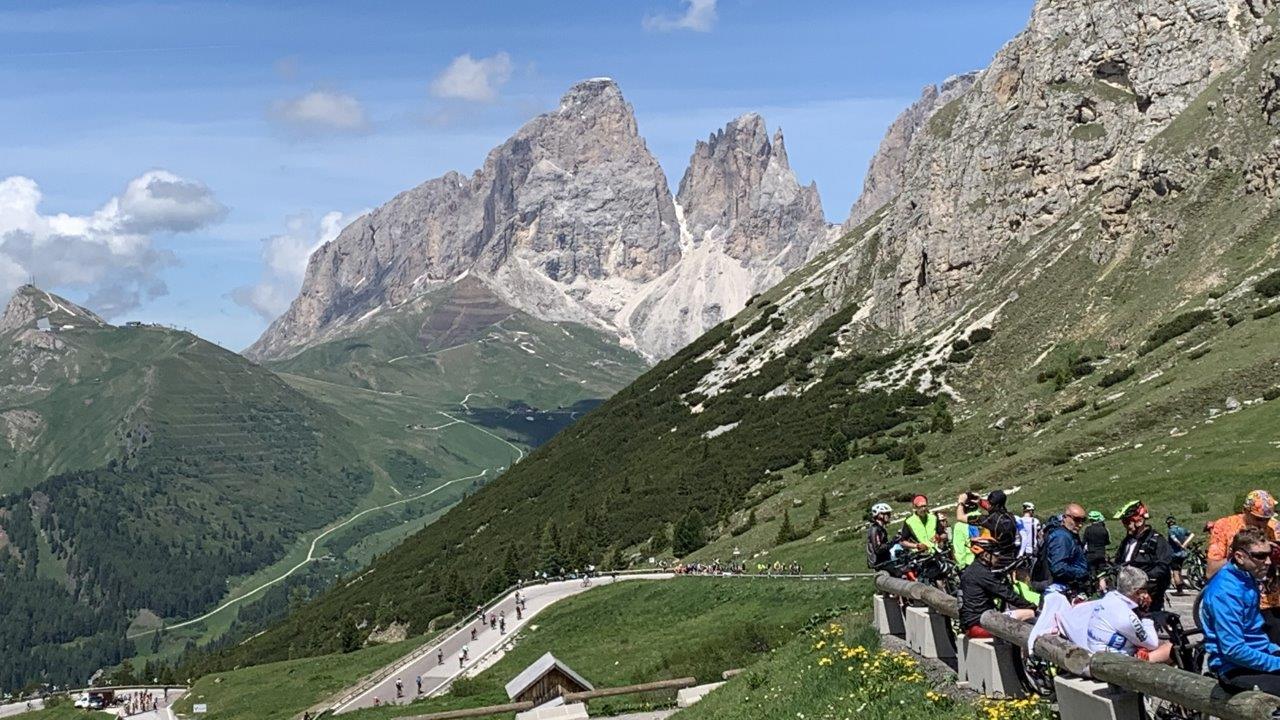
[173,638,423,720]
[184,577,862,720]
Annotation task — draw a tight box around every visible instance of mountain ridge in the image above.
[246,79,834,364]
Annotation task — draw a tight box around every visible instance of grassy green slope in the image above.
[179,577,859,720]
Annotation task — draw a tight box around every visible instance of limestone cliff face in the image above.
[834,0,1277,337]
[248,81,831,363]
[845,73,978,230]
[677,113,828,269]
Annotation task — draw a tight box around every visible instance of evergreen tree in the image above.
[811,512,822,531]
[775,509,794,546]
[817,493,830,519]
[647,524,671,555]
[930,399,954,433]
[802,452,819,475]
[672,510,707,556]
[902,445,923,476]
[502,546,522,585]
[537,522,564,574]
[339,614,362,653]
[827,430,849,464]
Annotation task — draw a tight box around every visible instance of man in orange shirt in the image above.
[1207,490,1280,642]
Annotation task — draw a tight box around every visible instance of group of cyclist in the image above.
[868,488,1280,695]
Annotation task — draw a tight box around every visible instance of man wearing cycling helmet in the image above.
[866,503,894,570]
[900,495,937,552]
[1207,490,1280,642]
[1114,500,1173,612]
[958,530,1036,637]
[1083,510,1111,577]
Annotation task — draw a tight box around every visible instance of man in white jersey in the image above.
[1082,566,1172,663]
[1018,502,1041,557]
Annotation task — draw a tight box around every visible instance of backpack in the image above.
[1029,526,1061,591]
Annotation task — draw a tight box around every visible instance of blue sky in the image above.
[0,0,1035,351]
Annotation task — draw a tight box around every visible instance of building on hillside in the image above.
[505,652,593,705]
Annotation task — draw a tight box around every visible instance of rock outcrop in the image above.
[845,73,977,229]
[831,0,1277,337]
[248,80,832,363]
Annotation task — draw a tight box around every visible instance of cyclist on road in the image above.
[899,496,937,552]
[395,678,403,699]
[1200,527,1280,694]
[865,503,895,570]
[1114,501,1173,612]
[1166,516,1194,595]
[958,530,1036,637]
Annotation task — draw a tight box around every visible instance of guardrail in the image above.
[874,573,1280,720]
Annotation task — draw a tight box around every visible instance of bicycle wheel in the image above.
[1014,648,1056,700]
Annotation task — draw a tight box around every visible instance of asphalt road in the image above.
[333,573,674,713]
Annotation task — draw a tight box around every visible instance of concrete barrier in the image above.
[1054,676,1141,720]
[961,637,1023,698]
[676,682,725,708]
[873,594,905,637]
[905,606,954,660]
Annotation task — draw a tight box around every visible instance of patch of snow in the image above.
[702,422,740,439]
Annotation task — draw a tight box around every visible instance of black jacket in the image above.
[866,522,891,569]
[980,509,1020,560]
[959,558,1034,630]
[1114,526,1172,580]
[1082,521,1111,562]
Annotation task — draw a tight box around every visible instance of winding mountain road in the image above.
[331,574,675,714]
[129,395,524,641]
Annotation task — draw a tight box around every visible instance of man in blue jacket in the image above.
[1200,527,1280,694]
[1034,503,1091,594]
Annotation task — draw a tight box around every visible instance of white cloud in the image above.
[232,210,356,322]
[268,90,369,135]
[430,52,513,103]
[643,0,717,32]
[0,171,226,316]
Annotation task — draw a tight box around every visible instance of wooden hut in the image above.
[504,653,593,705]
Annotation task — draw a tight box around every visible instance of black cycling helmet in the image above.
[1165,515,1177,527]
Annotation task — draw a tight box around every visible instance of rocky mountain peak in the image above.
[1,285,106,335]
[676,113,828,265]
[845,72,978,230]
[247,79,833,364]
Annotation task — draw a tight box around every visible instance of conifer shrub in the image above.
[1137,309,1213,355]
[902,445,923,476]
[1097,365,1136,387]
[952,338,971,352]
[1254,303,1280,320]
[1256,269,1280,298]
[1264,387,1280,402]
[948,349,974,363]
[968,327,994,344]
[1033,410,1053,424]
[1187,346,1211,360]
[775,509,795,546]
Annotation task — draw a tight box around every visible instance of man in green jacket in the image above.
[952,492,983,568]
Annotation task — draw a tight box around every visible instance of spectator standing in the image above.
[1113,501,1173,612]
[1018,502,1042,557]
[1082,511,1111,577]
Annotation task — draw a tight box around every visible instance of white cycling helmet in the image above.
[871,502,892,516]
[1022,501,1036,511]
